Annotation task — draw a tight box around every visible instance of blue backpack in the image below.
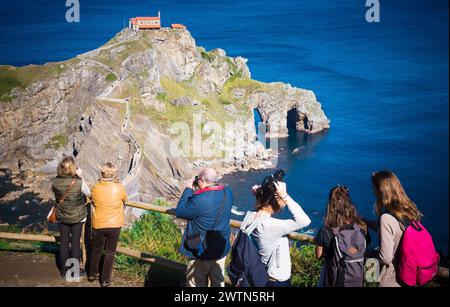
[227,217,269,287]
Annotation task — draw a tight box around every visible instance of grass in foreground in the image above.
[115,212,323,287]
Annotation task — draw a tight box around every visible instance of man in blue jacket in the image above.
[176,168,233,287]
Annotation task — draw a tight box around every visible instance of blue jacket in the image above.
[176,185,233,260]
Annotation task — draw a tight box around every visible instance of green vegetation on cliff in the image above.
[92,38,153,72]
[0,76,21,102]
[125,74,248,135]
[200,50,214,63]
[220,77,265,103]
[0,60,79,102]
[45,133,68,150]
[105,73,117,82]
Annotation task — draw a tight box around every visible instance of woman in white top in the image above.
[241,175,311,286]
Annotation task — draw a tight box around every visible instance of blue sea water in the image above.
[0,0,448,252]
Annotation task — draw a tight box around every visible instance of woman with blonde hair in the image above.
[88,162,127,287]
[52,156,90,278]
[368,170,423,287]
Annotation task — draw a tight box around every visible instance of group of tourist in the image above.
[52,157,126,287]
[51,156,437,287]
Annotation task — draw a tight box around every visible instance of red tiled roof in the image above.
[130,17,160,25]
[171,24,186,29]
[130,16,161,26]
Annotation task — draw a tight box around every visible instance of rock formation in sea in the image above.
[0,28,330,224]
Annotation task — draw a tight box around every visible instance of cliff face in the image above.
[0,60,107,162]
[0,28,329,222]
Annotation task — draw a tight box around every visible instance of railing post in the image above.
[80,198,93,269]
[81,222,86,267]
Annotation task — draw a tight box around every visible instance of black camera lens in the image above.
[260,169,285,194]
[193,176,200,188]
[273,169,285,182]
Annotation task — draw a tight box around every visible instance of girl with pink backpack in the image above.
[366,171,439,287]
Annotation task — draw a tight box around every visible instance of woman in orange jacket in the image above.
[88,162,127,287]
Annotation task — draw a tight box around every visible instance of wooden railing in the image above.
[0,200,448,281]
[125,201,316,243]
[0,231,186,272]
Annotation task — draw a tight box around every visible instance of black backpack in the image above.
[328,223,366,287]
[227,217,269,287]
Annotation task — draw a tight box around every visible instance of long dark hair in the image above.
[254,176,281,213]
[324,186,367,234]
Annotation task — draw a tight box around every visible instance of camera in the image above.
[272,169,285,182]
[193,175,201,188]
[261,169,286,192]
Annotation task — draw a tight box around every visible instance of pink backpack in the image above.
[396,219,440,286]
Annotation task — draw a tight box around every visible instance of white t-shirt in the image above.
[241,196,311,282]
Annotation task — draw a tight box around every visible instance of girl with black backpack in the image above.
[315,186,369,287]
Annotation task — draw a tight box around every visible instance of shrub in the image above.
[290,244,322,287]
[115,211,187,285]
[155,92,167,102]
[201,51,214,63]
[105,73,117,82]
[119,211,186,264]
